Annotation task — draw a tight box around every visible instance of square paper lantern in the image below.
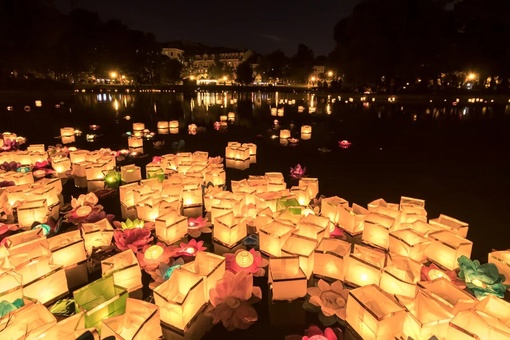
[181,252,225,301]
[290,186,310,206]
[18,258,68,305]
[205,169,226,187]
[447,309,510,340]
[400,204,427,223]
[74,275,128,330]
[51,157,72,174]
[158,121,169,129]
[294,215,327,241]
[0,303,57,339]
[0,271,23,303]
[396,289,453,340]
[488,249,510,285]
[85,162,111,181]
[60,127,75,137]
[81,218,114,255]
[121,164,142,183]
[367,198,400,212]
[337,203,369,236]
[362,212,396,250]
[213,212,246,248]
[259,221,295,257]
[345,284,407,340]
[281,234,317,279]
[255,191,282,212]
[389,228,431,263]
[418,278,477,315]
[321,196,349,224]
[313,238,351,281]
[128,136,143,149]
[132,122,145,132]
[344,244,387,287]
[16,198,48,230]
[429,214,469,238]
[268,256,307,301]
[182,185,202,208]
[400,196,425,209]
[379,255,422,298]
[298,177,319,199]
[101,298,162,340]
[47,230,88,289]
[153,268,206,331]
[265,172,286,192]
[155,209,188,245]
[406,219,443,237]
[242,143,257,156]
[102,250,142,293]
[475,294,510,326]
[426,230,473,270]
[279,129,290,139]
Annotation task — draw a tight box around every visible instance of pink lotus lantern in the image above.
[338,140,352,149]
[224,248,269,277]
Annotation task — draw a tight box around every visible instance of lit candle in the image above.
[428,269,451,281]
[145,245,164,260]
[235,250,254,268]
[75,205,92,217]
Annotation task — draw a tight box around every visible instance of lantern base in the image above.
[160,305,210,337]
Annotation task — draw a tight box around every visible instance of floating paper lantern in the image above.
[121,164,142,183]
[429,214,469,238]
[488,249,510,285]
[153,269,206,331]
[321,196,349,224]
[259,221,295,257]
[102,250,142,293]
[279,129,290,139]
[181,252,225,301]
[426,230,473,270]
[16,198,48,229]
[271,108,277,116]
[268,256,307,301]
[128,136,143,148]
[61,135,75,144]
[344,244,387,287]
[389,228,431,263]
[418,278,477,315]
[447,309,510,339]
[277,108,284,116]
[337,203,369,236]
[281,234,317,279]
[0,303,57,339]
[379,255,422,298]
[313,238,351,281]
[157,121,169,129]
[101,298,162,340]
[205,169,226,187]
[345,284,407,340]
[213,212,246,248]
[0,271,23,305]
[396,289,453,340]
[18,258,68,305]
[298,177,319,199]
[132,122,145,132]
[227,112,235,122]
[294,214,328,241]
[169,120,179,129]
[51,157,71,174]
[81,218,114,255]
[155,209,188,245]
[60,127,74,137]
[242,143,257,157]
[362,212,396,250]
[475,294,510,326]
[85,162,110,181]
[73,275,128,330]
[301,125,312,135]
[290,186,310,206]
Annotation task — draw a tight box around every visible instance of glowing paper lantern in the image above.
[362,212,396,250]
[128,136,143,148]
[447,309,510,339]
[295,214,329,241]
[298,177,319,200]
[321,196,349,224]
[132,123,145,132]
[0,303,57,339]
[73,275,128,330]
[426,230,473,270]
[429,214,469,238]
[169,120,179,129]
[81,218,114,255]
[301,125,312,135]
[290,186,310,206]
[475,294,510,326]
[153,269,206,331]
[418,278,477,315]
[259,221,295,257]
[155,209,188,245]
[313,238,351,281]
[121,164,142,183]
[51,156,71,174]
[488,249,510,285]
[396,289,453,340]
[344,244,387,287]
[281,234,317,279]
[279,129,290,139]
[268,256,307,301]
[157,121,169,129]
[337,203,369,236]
[368,198,400,212]
[213,212,246,248]
[19,258,68,305]
[345,284,407,340]
[60,127,75,137]
[102,250,142,293]
[0,271,23,303]
[85,162,111,181]
[101,298,162,340]
[379,255,422,298]
[389,228,431,263]
[205,169,226,187]
[181,252,225,301]
[16,198,48,229]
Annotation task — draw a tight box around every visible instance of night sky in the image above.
[55,0,363,56]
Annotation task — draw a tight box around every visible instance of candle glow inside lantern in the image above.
[73,275,128,330]
[426,230,473,270]
[51,156,72,174]
[396,289,453,340]
[101,298,162,340]
[429,214,469,238]
[295,214,330,241]
[298,177,319,202]
[379,255,422,298]
[344,244,387,287]
[153,268,206,331]
[16,198,48,229]
[337,203,369,235]
[268,256,307,301]
[85,162,111,181]
[128,136,143,149]
[121,164,142,183]
[181,252,225,301]
[313,238,351,281]
[447,309,510,340]
[418,278,477,315]
[301,125,312,135]
[213,212,246,248]
[259,221,295,257]
[345,284,407,340]
[389,228,431,263]
[158,121,169,129]
[205,169,226,187]
[362,212,397,250]
[279,129,291,139]
[155,209,188,245]
[475,294,510,326]
[0,303,57,339]
[281,234,317,279]
[321,196,349,224]
[132,122,145,132]
[102,250,142,293]
[60,127,75,137]
[488,249,510,285]
[81,218,114,255]
[290,186,309,206]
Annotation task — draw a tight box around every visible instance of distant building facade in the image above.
[162,48,184,61]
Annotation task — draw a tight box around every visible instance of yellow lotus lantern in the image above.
[268,256,307,301]
[345,284,407,340]
[181,252,225,301]
[313,238,351,281]
[153,268,206,331]
[426,230,473,270]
